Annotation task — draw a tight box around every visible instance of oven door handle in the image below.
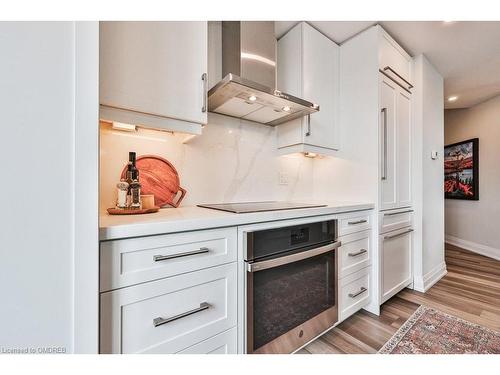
[247,241,341,273]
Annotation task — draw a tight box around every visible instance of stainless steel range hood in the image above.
[208,22,319,126]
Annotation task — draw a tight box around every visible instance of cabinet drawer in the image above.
[177,327,237,354]
[338,212,372,236]
[100,263,237,354]
[381,228,413,304]
[100,227,237,292]
[339,267,371,322]
[379,208,413,234]
[338,230,371,278]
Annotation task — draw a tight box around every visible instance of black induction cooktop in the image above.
[197,201,327,214]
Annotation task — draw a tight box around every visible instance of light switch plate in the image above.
[279,172,289,185]
[431,151,439,160]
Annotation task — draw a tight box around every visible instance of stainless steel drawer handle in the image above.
[384,228,414,240]
[153,247,210,262]
[153,302,211,327]
[348,249,368,257]
[348,219,367,225]
[384,209,414,216]
[348,287,367,299]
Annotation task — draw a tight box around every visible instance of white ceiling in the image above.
[275,21,500,109]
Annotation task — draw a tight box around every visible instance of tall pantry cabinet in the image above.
[340,25,415,311]
[377,30,414,303]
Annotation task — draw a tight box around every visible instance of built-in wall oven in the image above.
[245,219,340,354]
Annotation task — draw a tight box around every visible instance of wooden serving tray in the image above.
[107,207,160,215]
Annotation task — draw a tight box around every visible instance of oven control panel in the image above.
[291,227,310,245]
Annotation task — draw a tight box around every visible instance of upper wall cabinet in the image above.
[277,22,340,155]
[99,22,208,135]
[378,27,413,92]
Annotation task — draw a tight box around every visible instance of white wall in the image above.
[0,22,98,353]
[99,108,380,210]
[412,55,446,292]
[100,115,316,210]
[445,95,500,260]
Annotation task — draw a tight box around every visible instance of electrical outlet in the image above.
[279,172,289,185]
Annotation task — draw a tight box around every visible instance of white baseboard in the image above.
[413,261,447,293]
[445,235,500,261]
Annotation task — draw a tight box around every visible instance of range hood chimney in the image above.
[208,21,319,126]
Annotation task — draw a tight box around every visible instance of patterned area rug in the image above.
[379,305,500,354]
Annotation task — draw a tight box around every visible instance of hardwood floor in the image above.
[298,244,500,354]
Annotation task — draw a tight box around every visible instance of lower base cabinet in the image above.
[337,225,373,323]
[380,227,413,304]
[177,327,237,354]
[99,211,376,354]
[339,267,371,321]
[100,263,237,354]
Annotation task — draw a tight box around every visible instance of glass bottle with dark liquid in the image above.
[130,170,142,209]
[126,152,141,208]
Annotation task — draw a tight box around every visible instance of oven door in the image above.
[246,241,340,354]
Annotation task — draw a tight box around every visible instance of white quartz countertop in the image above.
[99,201,375,241]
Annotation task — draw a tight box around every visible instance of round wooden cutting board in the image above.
[121,155,186,208]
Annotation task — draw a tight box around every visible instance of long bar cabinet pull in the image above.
[348,249,368,257]
[384,228,414,240]
[153,247,210,262]
[381,107,387,181]
[348,287,368,298]
[153,302,211,327]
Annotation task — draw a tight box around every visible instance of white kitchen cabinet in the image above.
[339,267,371,322]
[378,28,413,85]
[379,73,412,211]
[377,26,414,308]
[337,211,373,322]
[380,227,413,304]
[340,24,413,212]
[339,24,414,313]
[338,230,371,278]
[99,224,239,354]
[379,74,397,210]
[100,227,237,292]
[100,263,237,354]
[338,211,372,237]
[377,24,413,211]
[379,208,413,234]
[177,328,237,354]
[277,22,340,155]
[99,21,207,134]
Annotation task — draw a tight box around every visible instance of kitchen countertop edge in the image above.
[99,202,375,241]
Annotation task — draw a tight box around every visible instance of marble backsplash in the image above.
[100,112,377,211]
